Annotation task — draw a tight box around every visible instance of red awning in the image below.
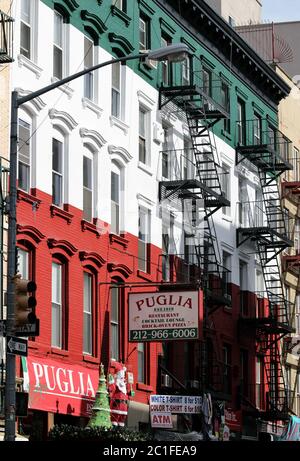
[22,356,99,417]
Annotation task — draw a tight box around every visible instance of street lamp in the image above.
[4,43,191,441]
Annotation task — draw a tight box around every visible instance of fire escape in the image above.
[0,10,13,64]
[158,56,231,395]
[236,119,294,422]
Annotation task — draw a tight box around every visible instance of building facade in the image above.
[3,0,295,440]
[204,0,262,26]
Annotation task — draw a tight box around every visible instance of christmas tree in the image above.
[87,363,112,429]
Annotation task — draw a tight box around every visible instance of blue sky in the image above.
[262,0,300,22]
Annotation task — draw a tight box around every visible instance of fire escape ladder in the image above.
[263,339,288,418]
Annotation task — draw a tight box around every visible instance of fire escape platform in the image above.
[159,84,230,120]
[240,317,293,335]
[237,226,293,248]
[236,145,293,173]
[159,179,230,208]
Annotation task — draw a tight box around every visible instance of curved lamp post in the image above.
[4,43,191,440]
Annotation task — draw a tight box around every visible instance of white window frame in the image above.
[111,62,121,119]
[138,206,151,272]
[83,36,95,101]
[111,163,121,235]
[83,272,93,355]
[18,116,32,193]
[110,286,119,361]
[53,10,68,79]
[83,149,94,222]
[139,105,150,165]
[137,342,145,383]
[161,36,170,85]
[221,163,230,216]
[52,131,64,207]
[51,262,62,349]
[114,0,126,12]
[18,248,29,279]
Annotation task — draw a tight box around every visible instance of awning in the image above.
[22,356,99,417]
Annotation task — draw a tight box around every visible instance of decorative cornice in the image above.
[159,17,176,36]
[107,263,133,278]
[81,220,101,238]
[80,10,107,37]
[50,205,74,224]
[111,5,131,27]
[17,225,45,244]
[49,108,78,131]
[137,90,156,108]
[15,88,46,113]
[138,0,155,16]
[80,127,106,149]
[79,251,106,268]
[47,238,78,256]
[108,33,134,56]
[180,36,197,53]
[108,145,133,164]
[109,233,129,249]
[54,0,79,15]
[136,193,155,208]
[17,190,41,209]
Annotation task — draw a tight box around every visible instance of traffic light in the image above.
[13,275,37,326]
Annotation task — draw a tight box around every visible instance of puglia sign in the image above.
[128,291,199,342]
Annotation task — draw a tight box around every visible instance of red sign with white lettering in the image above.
[23,356,99,417]
[225,409,242,431]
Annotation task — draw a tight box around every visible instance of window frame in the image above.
[221,163,231,215]
[53,10,67,80]
[52,133,64,207]
[83,271,95,356]
[18,116,32,193]
[138,206,151,273]
[20,0,32,59]
[237,98,246,145]
[111,61,121,119]
[83,36,95,101]
[51,260,67,350]
[83,149,94,222]
[111,164,121,235]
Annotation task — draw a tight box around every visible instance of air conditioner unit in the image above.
[161,373,172,388]
[153,122,164,144]
[224,293,232,302]
[145,57,158,69]
[188,380,200,389]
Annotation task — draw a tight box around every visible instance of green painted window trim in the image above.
[111,5,131,27]
[138,0,155,16]
[159,17,176,36]
[235,86,249,101]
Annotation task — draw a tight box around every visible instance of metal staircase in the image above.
[158,57,231,311]
[236,119,293,420]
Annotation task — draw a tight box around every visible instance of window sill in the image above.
[137,270,152,281]
[109,233,129,249]
[81,219,101,238]
[222,214,232,223]
[17,54,43,79]
[138,161,153,176]
[51,77,74,99]
[82,97,103,119]
[50,205,73,224]
[50,347,69,357]
[111,5,131,27]
[83,354,99,365]
[136,382,153,393]
[109,116,129,135]
[17,189,41,209]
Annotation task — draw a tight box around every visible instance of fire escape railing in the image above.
[0,10,13,63]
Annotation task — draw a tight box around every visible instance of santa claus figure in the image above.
[108,362,129,427]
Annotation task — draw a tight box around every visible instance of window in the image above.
[110,286,119,361]
[52,262,63,348]
[20,0,31,59]
[18,248,29,278]
[221,82,230,133]
[18,118,31,192]
[256,356,262,409]
[53,11,64,79]
[162,214,175,282]
[182,56,190,86]
[292,147,300,181]
[52,137,63,207]
[253,113,262,145]
[183,137,193,180]
[111,62,121,118]
[161,36,171,85]
[138,206,150,272]
[83,153,93,221]
[84,37,94,100]
[162,124,172,179]
[221,163,230,215]
[223,344,232,394]
[137,343,145,383]
[114,0,126,12]
[83,273,94,355]
[139,106,149,164]
[268,124,277,151]
[239,260,248,315]
[111,169,120,234]
[139,16,149,51]
[237,98,246,145]
[203,67,212,97]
